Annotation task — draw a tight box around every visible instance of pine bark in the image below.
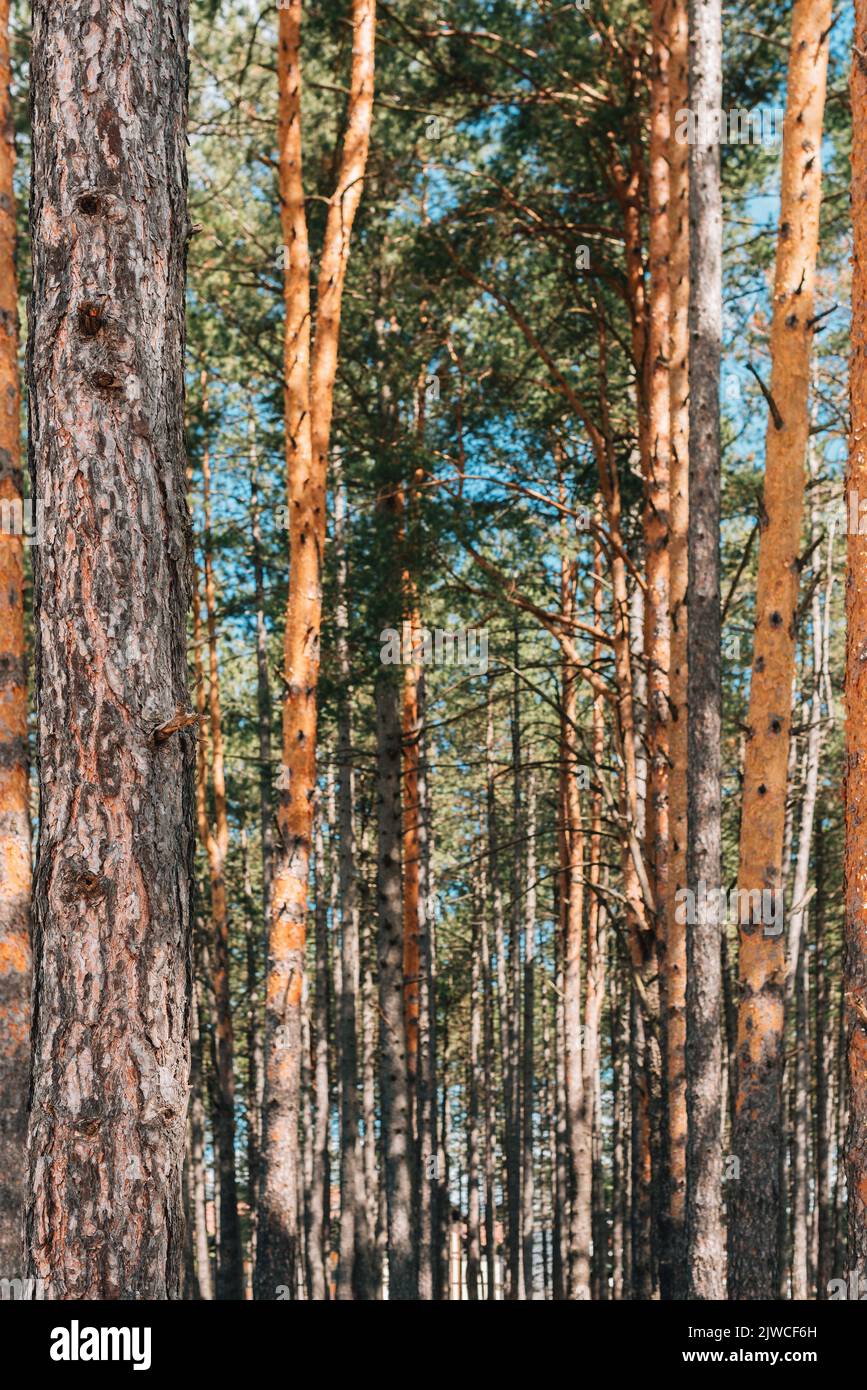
[25,0,193,1299]
[731,0,831,1298]
[846,0,867,1284]
[685,0,726,1301]
[257,0,375,1298]
[0,0,30,1282]
[666,0,690,1300]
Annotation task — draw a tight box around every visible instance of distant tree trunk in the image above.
[333,469,372,1300]
[507,637,524,1297]
[25,0,193,1298]
[521,769,537,1299]
[560,609,590,1299]
[199,374,243,1301]
[611,954,631,1300]
[481,860,498,1301]
[586,529,608,1300]
[486,675,518,1293]
[685,0,726,1301]
[257,0,375,1298]
[666,0,690,1301]
[414,672,438,1299]
[375,671,416,1299]
[846,0,867,1283]
[249,424,273,934]
[813,816,834,1295]
[242,831,263,1278]
[731,0,832,1300]
[0,0,30,1281]
[361,868,385,1296]
[467,874,483,1300]
[190,983,214,1301]
[402,629,422,1097]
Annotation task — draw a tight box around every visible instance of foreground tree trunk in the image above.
[257,0,375,1298]
[731,0,831,1299]
[846,0,867,1282]
[0,0,30,1281]
[666,0,690,1301]
[685,0,726,1301]
[25,0,193,1299]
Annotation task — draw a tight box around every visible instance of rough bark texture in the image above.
[846,0,867,1283]
[666,0,690,1301]
[0,0,30,1282]
[731,0,831,1299]
[646,0,672,1297]
[25,0,193,1300]
[257,0,375,1298]
[685,0,726,1301]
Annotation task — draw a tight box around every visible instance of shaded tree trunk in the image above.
[375,671,416,1299]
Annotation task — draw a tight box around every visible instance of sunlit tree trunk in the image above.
[257,0,375,1298]
[647,0,673,1295]
[731,0,831,1298]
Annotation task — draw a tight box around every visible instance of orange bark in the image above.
[731,0,832,1298]
[665,0,689,1292]
[0,0,30,1275]
[257,0,376,1296]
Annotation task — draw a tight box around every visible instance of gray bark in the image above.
[685,0,726,1301]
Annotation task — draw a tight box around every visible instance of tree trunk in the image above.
[333,467,372,1300]
[731,0,831,1299]
[375,670,416,1299]
[685,0,726,1301]
[0,0,30,1282]
[25,0,193,1299]
[647,0,673,1296]
[521,768,537,1299]
[257,0,375,1299]
[199,375,243,1300]
[467,873,483,1300]
[846,0,867,1284]
[190,982,214,1301]
[666,0,690,1301]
